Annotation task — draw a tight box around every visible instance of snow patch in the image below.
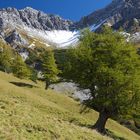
[22,26,80,48]
[28,42,35,49]
[19,19,107,48]
[90,19,107,31]
[19,51,29,61]
[120,32,131,42]
[38,41,50,47]
[130,32,140,43]
[45,30,79,47]
[120,31,140,43]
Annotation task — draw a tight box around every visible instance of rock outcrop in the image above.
[0,7,74,31]
[5,30,28,46]
[1,1,140,48]
[77,0,140,32]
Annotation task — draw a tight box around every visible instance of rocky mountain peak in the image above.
[0,7,74,31]
[0,7,78,50]
[76,0,140,32]
[1,1,140,50]
[22,7,39,12]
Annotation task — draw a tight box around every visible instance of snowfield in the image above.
[45,30,80,47]
[20,20,137,48]
[19,20,108,48]
[90,19,107,31]
[22,26,80,48]
[21,20,106,48]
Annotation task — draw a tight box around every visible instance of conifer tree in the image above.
[0,42,13,73]
[63,28,140,133]
[42,50,60,89]
[12,54,31,79]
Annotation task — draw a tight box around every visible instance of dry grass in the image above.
[0,71,139,140]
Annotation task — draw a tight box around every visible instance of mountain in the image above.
[77,0,140,33]
[1,0,140,50]
[1,0,140,57]
[0,7,73,31]
[0,7,79,49]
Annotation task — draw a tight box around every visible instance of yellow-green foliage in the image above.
[0,71,139,140]
[12,54,31,79]
[0,40,14,72]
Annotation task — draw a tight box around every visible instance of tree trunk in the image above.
[45,81,50,89]
[93,112,109,134]
[134,120,140,129]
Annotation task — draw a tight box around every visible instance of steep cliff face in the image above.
[0,7,73,31]
[77,0,140,32]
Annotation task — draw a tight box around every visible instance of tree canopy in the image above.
[0,41,13,73]
[12,54,31,79]
[42,50,60,89]
[63,28,140,133]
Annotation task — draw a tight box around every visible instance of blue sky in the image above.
[0,0,112,21]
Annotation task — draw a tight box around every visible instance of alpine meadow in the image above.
[0,0,140,140]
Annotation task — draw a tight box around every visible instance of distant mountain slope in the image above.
[1,0,140,52]
[1,0,140,50]
[77,0,140,33]
[0,7,73,31]
[0,7,80,49]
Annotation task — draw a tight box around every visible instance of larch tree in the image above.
[42,50,60,89]
[63,28,140,133]
[12,54,31,79]
[0,42,13,73]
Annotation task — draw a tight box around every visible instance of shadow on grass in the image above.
[75,123,126,140]
[106,129,126,140]
[10,82,38,88]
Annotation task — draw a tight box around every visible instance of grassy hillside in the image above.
[0,71,139,140]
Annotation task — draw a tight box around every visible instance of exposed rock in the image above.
[0,18,4,30]
[50,82,91,102]
[0,7,74,31]
[1,1,140,48]
[19,50,29,61]
[5,30,28,46]
[0,7,76,48]
[77,0,140,33]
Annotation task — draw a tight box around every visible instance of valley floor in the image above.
[0,71,139,140]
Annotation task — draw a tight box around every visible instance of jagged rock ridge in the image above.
[0,7,79,50]
[0,7,73,32]
[1,1,140,50]
[77,0,140,33]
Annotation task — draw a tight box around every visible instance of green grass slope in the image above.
[0,71,139,140]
